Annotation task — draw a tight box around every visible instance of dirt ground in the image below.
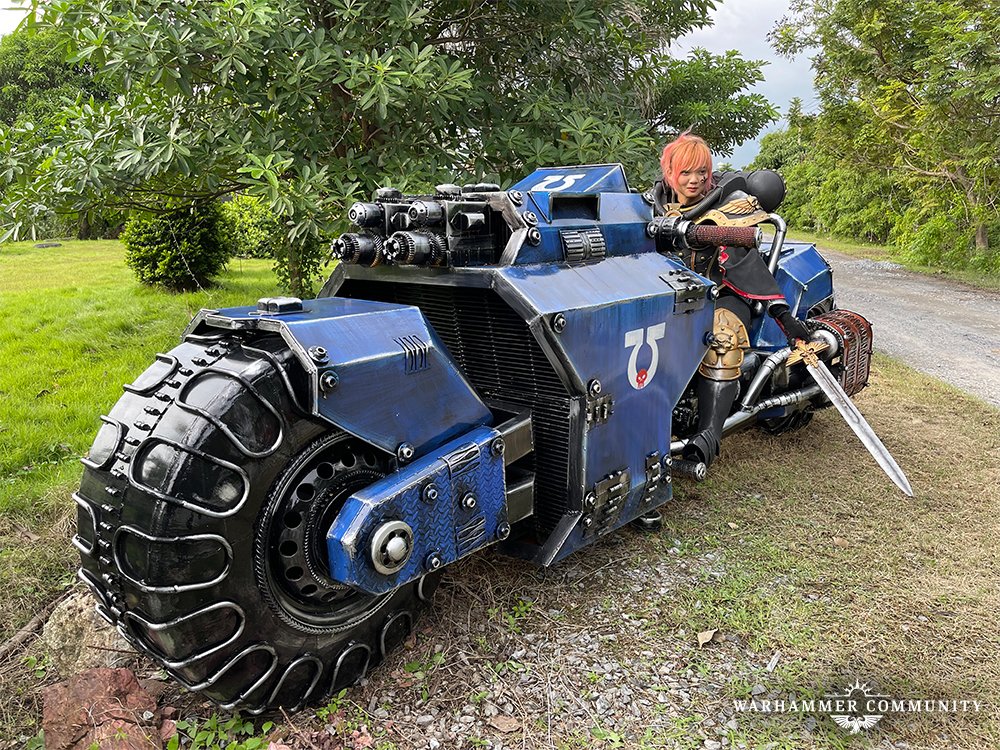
[5,355,998,749]
[822,249,1000,409]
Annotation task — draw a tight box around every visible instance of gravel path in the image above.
[822,249,1000,408]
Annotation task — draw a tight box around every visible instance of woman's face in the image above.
[676,164,709,203]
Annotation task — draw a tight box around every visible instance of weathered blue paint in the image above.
[326,425,506,594]
[510,164,631,194]
[751,241,834,349]
[188,297,492,456]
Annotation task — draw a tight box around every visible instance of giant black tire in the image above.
[74,330,440,712]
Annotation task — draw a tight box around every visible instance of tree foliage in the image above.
[2,0,778,294]
[769,0,1000,271]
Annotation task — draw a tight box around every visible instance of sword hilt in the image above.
[787,339,828,367]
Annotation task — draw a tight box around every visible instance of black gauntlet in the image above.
[769,304,811,344]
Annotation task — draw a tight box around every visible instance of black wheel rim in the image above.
[256,432,391,633]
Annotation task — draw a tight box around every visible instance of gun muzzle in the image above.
[348,202,385,228]
[331,233,384,266]
[407,200,445,226]
[385,231,446,266]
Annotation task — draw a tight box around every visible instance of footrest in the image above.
[672,458,707,481]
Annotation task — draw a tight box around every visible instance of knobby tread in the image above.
[77,332,441,712]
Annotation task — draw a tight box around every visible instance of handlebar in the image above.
[647,216,762,251]
[685,224,761,249]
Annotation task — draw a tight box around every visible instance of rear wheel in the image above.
[74,332,440,712]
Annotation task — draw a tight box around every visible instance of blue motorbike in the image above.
[75,164,875,712]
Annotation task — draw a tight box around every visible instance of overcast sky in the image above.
[0,1,813,168]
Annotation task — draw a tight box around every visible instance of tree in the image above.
[773,0,1000,268]
[2,0,778,294]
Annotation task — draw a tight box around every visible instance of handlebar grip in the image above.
[685,224,761,249]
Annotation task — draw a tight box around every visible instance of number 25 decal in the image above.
[625,324,665,390]
[529,173,586,192]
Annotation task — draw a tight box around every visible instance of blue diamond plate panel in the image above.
[326,425,507,594]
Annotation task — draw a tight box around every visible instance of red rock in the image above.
[42,668,161,750]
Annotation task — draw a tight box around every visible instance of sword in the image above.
[789,341,913,497]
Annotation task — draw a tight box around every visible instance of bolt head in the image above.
[422,483,439,502]
[490,437,505,457]
[385,535,409,563]
[508,190,523,206]
[588,379,602,397]
[522,211,538,226]
[461,492,477,510]
[320,371,339,393]
[526,227,542,246]
[496,522,511,540]
[707,285,720,300]
[307,345,328,363]
[584,492,596,510]
[425,552,442,571]
[582,515,594,528]
[552,313,567,334]
[397,442,415,462]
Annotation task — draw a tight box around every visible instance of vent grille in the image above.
[338,280,577,537]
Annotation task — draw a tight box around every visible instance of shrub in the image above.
[219,194,284,259]
[122,202,231,291]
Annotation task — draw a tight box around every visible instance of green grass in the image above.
[0,240,278,514]
[781,229,1000,292]
[0,239,281,638]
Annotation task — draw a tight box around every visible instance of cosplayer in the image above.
[652,132,811,470]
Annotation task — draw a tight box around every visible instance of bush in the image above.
[121,202,231,291]
[219,194,284,259]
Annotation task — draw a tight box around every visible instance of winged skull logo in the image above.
[826,681,888,734]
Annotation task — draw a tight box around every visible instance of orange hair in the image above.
[660,131,713,195]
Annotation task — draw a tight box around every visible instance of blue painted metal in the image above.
[510,192,655,265]
[751,241,835,350]
[326,425,506,594]
[187,297,491,456]
[490,254,715,562]
[510,164,631,194]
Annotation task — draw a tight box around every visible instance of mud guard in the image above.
[184,297,492,457]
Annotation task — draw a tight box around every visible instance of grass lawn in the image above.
[0,239,282,642]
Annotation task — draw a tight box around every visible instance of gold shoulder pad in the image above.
[697,195,769,227]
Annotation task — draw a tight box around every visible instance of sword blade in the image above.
[805,358,914,497]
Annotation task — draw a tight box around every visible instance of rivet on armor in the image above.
[307,346,328,364]
[522,211,538,227]
[588,379,602,397]
[551,313,567,334]
[490,437,505,457]
[424,551,443,571]
[319,371,339,393]
[584,492,597,510]
[496,522,511,541]
[461,492,477,510]
[581,515,594,529]
[508,190,524,206]
[396,442,415,463]
[422,483,439,503]
[526,227,542,246]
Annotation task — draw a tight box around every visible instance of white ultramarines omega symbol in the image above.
[529,173,586,192]
[625,324,666,390]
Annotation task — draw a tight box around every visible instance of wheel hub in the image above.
[257,433,390,630]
